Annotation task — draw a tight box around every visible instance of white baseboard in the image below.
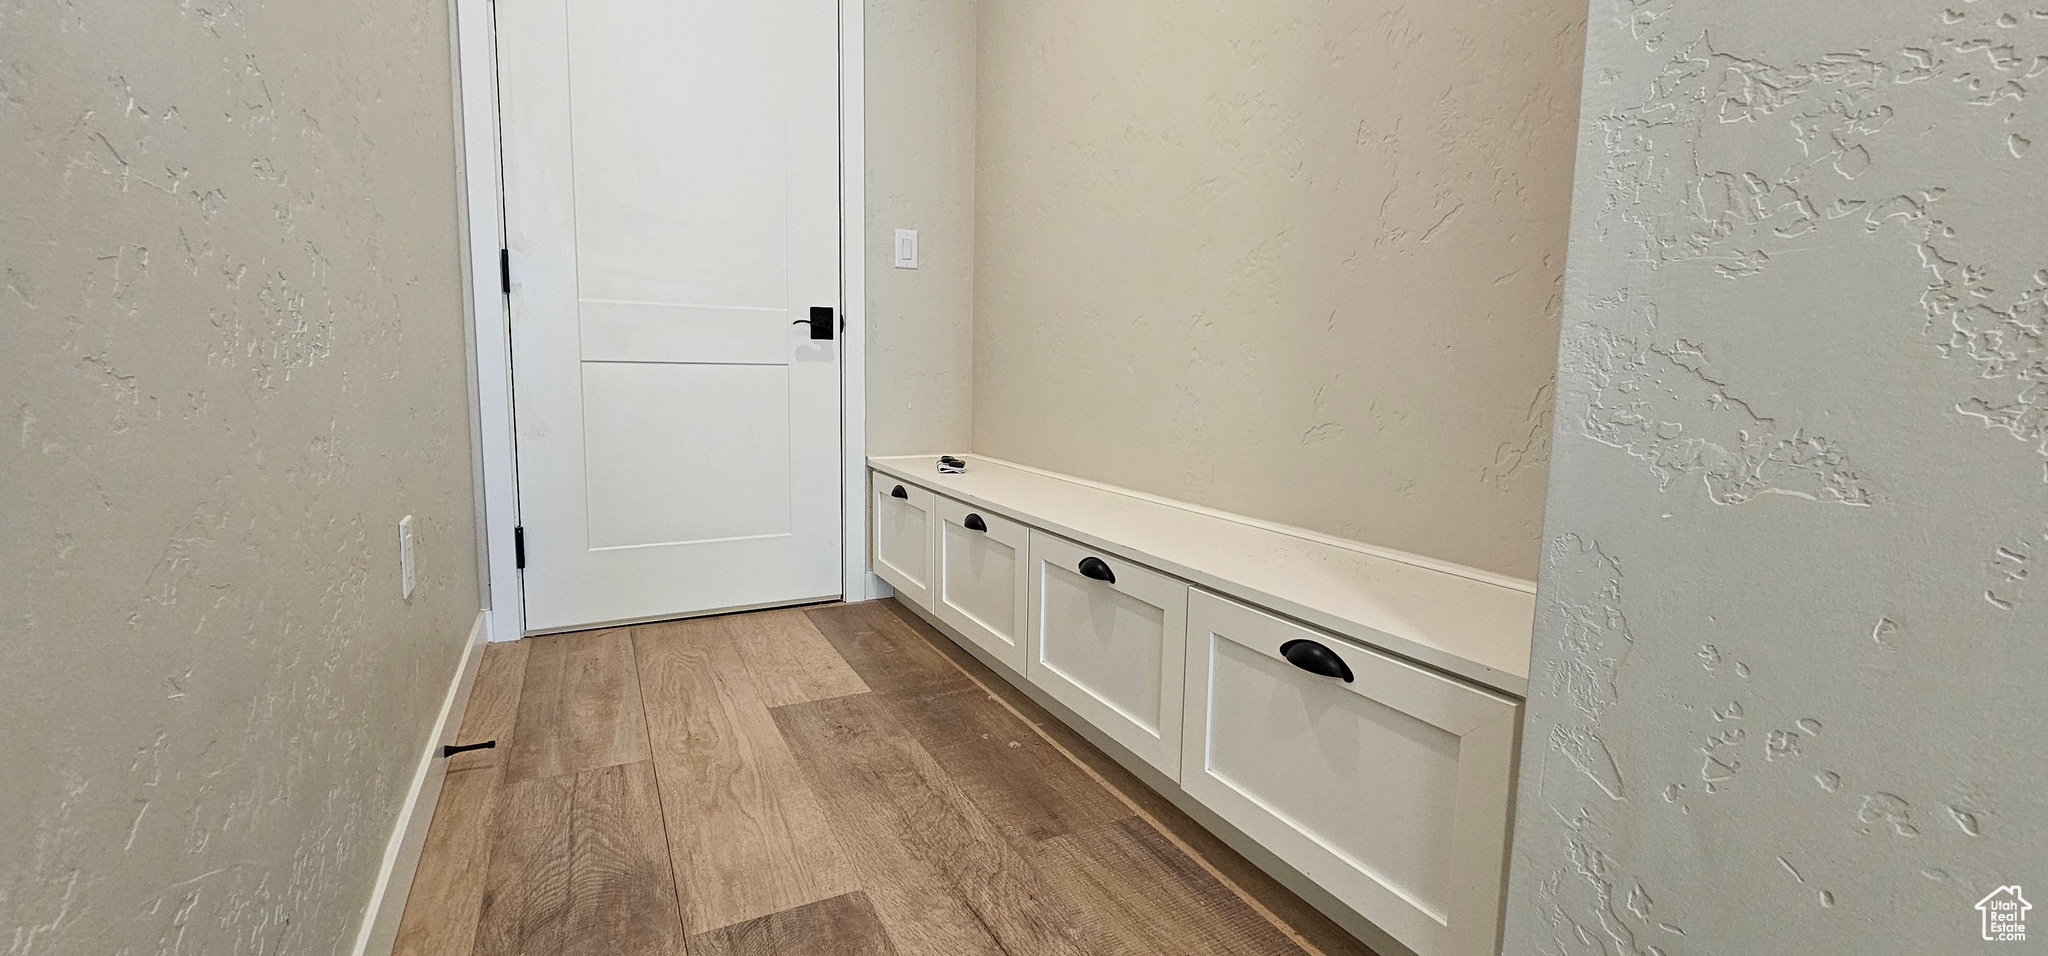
[349,608,492,956]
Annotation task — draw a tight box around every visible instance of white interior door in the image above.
[498,0,842,633]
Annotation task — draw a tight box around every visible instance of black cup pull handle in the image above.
[890,484,908,499]
[964,513,987,532]
[1279,639,1354,683]
[1077,556,1116,584]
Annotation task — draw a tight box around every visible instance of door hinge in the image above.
[499,248,511,295]
[514,525,526,569]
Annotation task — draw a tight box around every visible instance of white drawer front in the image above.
[871,474,934,608]
[1181,588,1518,956]
[934,496,1029,671]
[1027,530,1187,778]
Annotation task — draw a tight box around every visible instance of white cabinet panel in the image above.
[872,474,935,609]
[934,496,1029,671]
[1027,530,1188,778]
[1181,588,1519,956]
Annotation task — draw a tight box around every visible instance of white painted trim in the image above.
[965,454,1538,594]
[839,0,877,602]
[349,610,490,956]
[453,0,526,643]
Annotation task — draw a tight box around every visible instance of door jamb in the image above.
[453,0,523,644]
[452,0,873,642]
[838,0,885,604]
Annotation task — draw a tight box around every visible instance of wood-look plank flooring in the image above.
[634,615,858,933]
[392,600,1381,956]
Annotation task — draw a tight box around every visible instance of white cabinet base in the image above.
[934,497,1029,672]
[1181,589,1518,956]
[872,477,935,608]
[892,593,1426,956]
[1026,530,1188,779]
[866,462,1526,956]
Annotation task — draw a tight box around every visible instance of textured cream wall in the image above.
[1,1,479,952]
[1507,2,2048,951]
[866,0,977,457]
[969,0,1585,580]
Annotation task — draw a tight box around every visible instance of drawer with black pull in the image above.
[1179,588,1519,956]
[934,496,1029,671]
[871,474,936,609]
[1025,529,1189,779]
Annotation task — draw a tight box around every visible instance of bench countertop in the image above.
[869,454,1536,697]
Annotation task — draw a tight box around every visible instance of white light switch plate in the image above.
[398,515,416,600]
[894,229,918,269]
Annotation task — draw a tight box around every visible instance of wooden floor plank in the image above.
[450,640,529,772]
[564,762,687,956]
[687,891,900,956]
[390,768,499,956]
[879,599,1385,956]
[471,773,574,956]
[821,596,1127,845]
[634,617,857,934]
[803,602,971,696]
[884,679,1128,844]
[471,761,686,956]
[1036,816,1309,956]
[729,609,870,707]
[404,601,1382,956]
[773,692,1087,956]
[504,629,650,784]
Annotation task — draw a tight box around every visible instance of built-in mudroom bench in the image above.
[869,454,1536,956]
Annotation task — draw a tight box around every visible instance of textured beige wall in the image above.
[1,1,479,952]
[866,0,977,457]
[1507,2,2047,952]
[970,0,1584,580]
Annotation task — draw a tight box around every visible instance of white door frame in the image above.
[451,0,874,643]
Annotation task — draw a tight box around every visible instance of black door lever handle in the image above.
[793,305,835,340]
[1077,556,1115,584]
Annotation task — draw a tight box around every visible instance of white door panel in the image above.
[500,0,841,631]
[580,363,791,550]
[578,302,793,366]
[566,1,791,307]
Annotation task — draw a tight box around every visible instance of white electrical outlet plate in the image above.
[398,515,416,600]
[894,229,918,269]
